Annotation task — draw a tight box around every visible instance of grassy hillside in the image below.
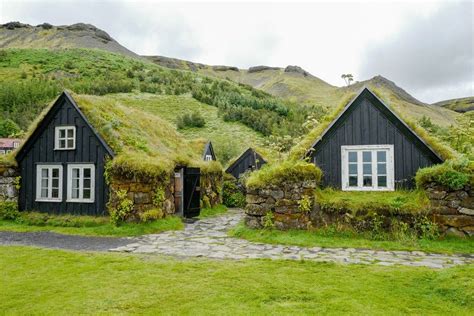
[100,93,269,163]
[433,96,474,113]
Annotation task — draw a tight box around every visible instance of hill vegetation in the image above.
[433,96,474,113]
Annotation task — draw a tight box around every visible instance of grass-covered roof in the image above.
[13,91,222,180]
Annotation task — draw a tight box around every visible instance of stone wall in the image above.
[201,172,223,208]
[0,166,18,202]
[245,180,317,229]
[425,182,473,237]
[109,175,175,221]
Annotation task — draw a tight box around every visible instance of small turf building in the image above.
[305,88,443,190]
[15,91,222,217]
[226,148,267,179]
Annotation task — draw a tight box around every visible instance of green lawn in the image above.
[0,246,472,315]
[198,204,228,219]
[230,224,474,255]
[0,216,183,237]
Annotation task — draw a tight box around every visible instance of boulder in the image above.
[458,207,474,216]
[244,215,263,229]
[284,65,311,77]
[245,204,267,216]
[433,214,474,228]
[246,194,266,204]
[212,65,239,72]
[134,192,151,204]
[445,227,466,238]
[248,65,280,73]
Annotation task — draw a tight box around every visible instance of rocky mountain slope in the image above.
[0,21,139,58]
[0,21,463,126]
[433,97,474,113]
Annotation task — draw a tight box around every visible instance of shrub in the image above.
[415,158,472,190]
[109,189,134,226]
[222,178,246,208]
[176,111,206,129]
[262,212,275,229]
[298,195,312,213]
[139,208,164,223]
[0,201,20,220]
[246,160,322,189]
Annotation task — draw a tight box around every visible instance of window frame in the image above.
[341,145,394,191]
[35,164,63,202]
[55,126,76,150]
[66,163,95,203]
[205,154,213,161]
[0,150,5,155]
[13,141,19,148]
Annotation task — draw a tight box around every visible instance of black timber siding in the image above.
[17,94,111,215]
[309,90,442,189]
[226,149,266,179]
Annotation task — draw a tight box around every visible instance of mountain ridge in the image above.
[0,21,464,125]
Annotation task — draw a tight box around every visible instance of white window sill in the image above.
[35,199,63,203]
[342,187,395,192]
[66,199,95,203]
[54,148,76,151]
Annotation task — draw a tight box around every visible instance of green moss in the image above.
[316,188,430,216]
[416,158,473,190]
[246,160,322,189]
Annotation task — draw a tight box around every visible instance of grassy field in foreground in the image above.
[229,224,474,255]
[0,216,183,237]
[1,246,473,315]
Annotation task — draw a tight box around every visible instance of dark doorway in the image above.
[175,167,201,218]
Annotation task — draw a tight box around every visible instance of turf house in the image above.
[304,88,443,190]
[225,148,267,179]
[14,91,223,219]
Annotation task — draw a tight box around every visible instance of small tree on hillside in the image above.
[341,74,354,86]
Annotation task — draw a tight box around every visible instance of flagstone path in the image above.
[111,209,474,269]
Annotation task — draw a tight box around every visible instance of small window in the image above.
[341,145,394,191]
[67,164,95,203]
[0,150,5,155]
[205,154,213,161]
[13,141,19,148]
[5,150,11,154]
[36,165,63,202]
[55,126,76,150]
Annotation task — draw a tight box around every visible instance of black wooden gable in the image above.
[16,91,114,161]
[307,87,443,188]
[202,141,217,161]
[16,91,114,215]
[225,148,267,179]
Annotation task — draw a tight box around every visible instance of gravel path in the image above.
[111,209,474,269]
[0,231,129,251]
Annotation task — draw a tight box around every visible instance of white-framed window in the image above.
[36,164,63,202]
[341,145,394,191]
[205,154,213,161]
[5,150,11,154]
[67,164,95,203]
[13,141,19,148]
[0,150,5,155]
[55,126,76,150]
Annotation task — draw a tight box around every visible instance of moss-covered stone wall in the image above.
[0,166,19,202]
[425,182,473,237]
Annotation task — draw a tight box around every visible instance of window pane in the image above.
[363,176,372,186]
[52,178,59,188]
[363,163,372,174]
[41,169,48,178]
[363,151,372,162]
[349,163,357,174]
[67,129,74,137]
[73,168,80,178]
[41,179,48,189]
[83,189,91,199]
[349,176,358,186]
[84,179,91,189]
[60,140,66,148]
[72,188,79,199]
[52,188,59,198]
[378,176,387,187]
[377,163,386,174]
[59,130,66,138]
[52,168,59,178]
[67,139,74,148]
[348,152,357,162]
[84,168,91,178]
[377,151,386,162]
[73,179,80,190]
[41,188,48,198]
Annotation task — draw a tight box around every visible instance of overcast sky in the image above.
[1,0,472,103]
